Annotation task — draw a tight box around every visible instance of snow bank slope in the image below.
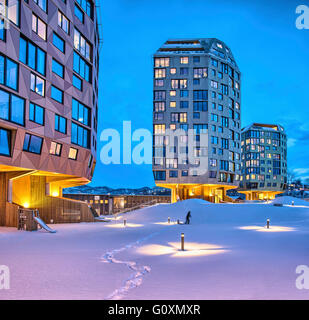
[272,196,309,207]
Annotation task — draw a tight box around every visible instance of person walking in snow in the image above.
[185,211,191,224]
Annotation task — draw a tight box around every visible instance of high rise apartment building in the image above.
[152,39,241,203]
[239,123,287,200]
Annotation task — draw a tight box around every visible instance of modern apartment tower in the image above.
[0,0,101,226]
[239,123,287,200]
[152,39,241,203]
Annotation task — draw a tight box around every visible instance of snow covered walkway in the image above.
[1,197,309,300]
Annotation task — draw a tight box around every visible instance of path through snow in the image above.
[101,231,161,300]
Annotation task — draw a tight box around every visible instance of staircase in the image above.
[88,205,99,218]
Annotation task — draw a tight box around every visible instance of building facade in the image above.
[63,193,171,215]
[152,39,241,203]
[239,123,288,200]
[0,0,101,226]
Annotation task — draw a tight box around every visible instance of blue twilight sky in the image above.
[91,0,309,188]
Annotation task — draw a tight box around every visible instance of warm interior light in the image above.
[52,191,59,197]
[23,202,30,208]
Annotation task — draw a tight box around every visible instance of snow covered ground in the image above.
[1,196,309,300]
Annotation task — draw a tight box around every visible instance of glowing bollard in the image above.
[181,233,185,251]
[124,219,127,227]
[168,217,170,224]
[267,219,270,229]
[177,219,180,225]
[292,201,294,206]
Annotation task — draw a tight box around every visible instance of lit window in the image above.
[50,141,62,156]
[169,101,176,108]
[74,28,92,61]
[32,13,46,40]
[180,56,188,64]
[58,11,69,34]
[68,147,78,160]
[7,0,20,26]
[170,68,176,74]
[154,57,169,67]
[170,90,176,97]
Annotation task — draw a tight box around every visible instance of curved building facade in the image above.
[152,39,241,203]
[0,0,101,226]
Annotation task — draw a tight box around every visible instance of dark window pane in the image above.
[0,128,11,156]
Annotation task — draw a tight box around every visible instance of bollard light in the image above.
[168,217,170,224]
[267,218,270,229]
[181,233,185,251]
[292,201,294,206]
[177,219,180,225]
[50,219,54,224]
[124,219,126,227]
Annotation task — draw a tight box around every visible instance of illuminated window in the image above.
[32,13,46,40]
[154,57,169,67]
[169,101,176,108]
[50,141,62,156]
[68,147,78,160]
[170,68,176,74]
[170,90,176,97]
[180,56,188,64]
[170,124,176,130]
[154,68,166,79]
[58,11,69,34]
[154,124,165,134]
